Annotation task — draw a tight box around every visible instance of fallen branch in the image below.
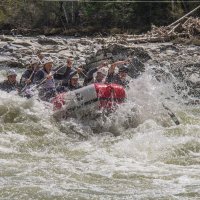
[126,35,173,43]
[168,23,180,35]
[168,5,200,27]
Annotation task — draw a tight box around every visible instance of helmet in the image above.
[118,65,129,73]
[41,57,53,65]
[7,69,17,76]
[71,73,79,79]
[97,67,108,76]
[30,56,41,65]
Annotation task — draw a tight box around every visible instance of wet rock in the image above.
[84,44,150,78]
[152,65,173,83]
[180,63,200,97]
[2,44,14,53]
[152,61,200,98]
[79,38,92,46]
[37,36,60,45]
[0,56,24,68]
[127,57,145,78]
[0,57,12,65]
[166,49,176,56]
[7,60,24,68]
[103,44,151,62]
[12,41,32,47]
[0,35,14,42]
[160,44,179,52]
[24,50,34,55]
[130,47,151,63]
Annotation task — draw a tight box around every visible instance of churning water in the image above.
[0,66,200,200]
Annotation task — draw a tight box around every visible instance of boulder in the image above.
[7,60,24,68]
[84,44,150,78]
[127,57,145,78]
[0,35,14,42]
[37,36,60,45]
[181,63,200,97]
[12,41,32,47]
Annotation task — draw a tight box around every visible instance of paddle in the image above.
[27,65,64,93]
[162,103,180,125]
[74,65,88,78]
[124,59,180,125]
[20,67,37,94]
[73,56,88,78]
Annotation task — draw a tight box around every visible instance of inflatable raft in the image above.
[51,83,126,114]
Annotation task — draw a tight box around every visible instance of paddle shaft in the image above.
[20,68,37,93]
[162,103,180,125]
[30,65,64,91]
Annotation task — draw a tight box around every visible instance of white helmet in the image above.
[41,57,53,65]
[97,67,108,76]
[71,73,79,79]
[30,56,41,65]
[7,69,17,76]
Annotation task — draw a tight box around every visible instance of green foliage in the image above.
[0,10,6,23]
[0,0,198,34]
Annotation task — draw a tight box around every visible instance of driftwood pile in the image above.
[150,17,200,38]
[122,17,200,44]
[118,5,200,44]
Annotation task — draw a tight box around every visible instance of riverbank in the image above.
[1,16,199,47]
[0,26,142,37]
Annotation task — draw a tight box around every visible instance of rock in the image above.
[130,47,151,63]
[152,65,173,83]
[180,63,200,97]
[24,50,34,55]
[12,41,32,47]
[160,44,179,52]
[63,39,68,44]
[2,44,14,53]
[84,44,150,76]
[104,44,151,62]
[95,38,105,44]
[127,57,145,78]
[7,60,24,68]
[0,56,24,68]
[0,57,11,65]
[0,35,14,42]
[153,61,200,98]
[79,38,92,46]
[166,49,176,55]
[37,36,60,45]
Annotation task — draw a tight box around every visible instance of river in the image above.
[0,63,200,200]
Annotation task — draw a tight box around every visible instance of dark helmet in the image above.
[118,65,129,73]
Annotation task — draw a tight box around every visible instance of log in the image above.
[168,23,180,34]
[182,18,190,26]
[168,5,200,27]
[112,16,199,45]
[126,36,173,43]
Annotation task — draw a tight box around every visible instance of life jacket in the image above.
[20,69,35,85]
[0,80,21,93]
[106,73,129,88]
[40,69,55,90]
[67,83,82,91]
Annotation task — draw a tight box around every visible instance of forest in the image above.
[0,0,199,35]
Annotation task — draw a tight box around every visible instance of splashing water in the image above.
[0,65,200,200]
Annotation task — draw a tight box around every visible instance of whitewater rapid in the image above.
[0,66,200,199]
